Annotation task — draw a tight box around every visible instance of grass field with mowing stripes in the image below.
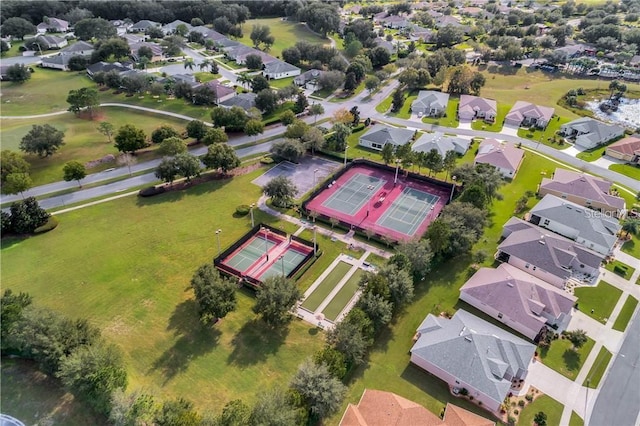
[302,261,353,312]
[612,296,639,332]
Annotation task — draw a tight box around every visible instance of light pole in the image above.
[344,145,348,167]
[279,255,285,277]
[313,168,319,187]
[394,159,401,184]
[263,228,269,258]
[215,229,222,255]
[366,185,375,217]
[250,203,255,228]
[313,226,317,256]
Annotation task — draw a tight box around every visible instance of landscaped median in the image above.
[612,296,639,332]
[583,346,613,388]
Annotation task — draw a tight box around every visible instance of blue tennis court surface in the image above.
[321,173,387,216]
[225,236,277,272]
[260,248,308,280]
[376,188,439,236]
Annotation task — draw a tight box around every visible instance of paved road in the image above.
[589,307,640,426]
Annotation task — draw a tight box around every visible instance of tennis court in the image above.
[225,235,277,273]
[322,173,387,216]
[376,187,440,236]
[259,247,309,280]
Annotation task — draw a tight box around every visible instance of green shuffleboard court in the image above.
[322,173,386,215]
[376,187,439,236]
[323,268,364,321]
[225,235,277,272]
[302,261,353,312]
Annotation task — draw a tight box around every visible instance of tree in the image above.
[58,342,127,415]
[201,143,240,173]
[245,54,264,70]
[156,398,202,426]
[426,219,451,255]
[298,3,340,37]
[151,126,180,145]
[210,106,248,132]
[66,87,99,117]
[63,161,87,188]
[443,150,457,181]
[391,89,405,113]
[255,89,278,114]
[68,55,89,71]
[326,320,369,366]
[190,263,237,324]
[158,137,187,157]
[280,109,297,126]
[174,153,201,183]
[3,173,32,198]
[332,108,354,125]
[121,74,150,95]
[379,265,414,308]
[175,23,189,37]
[20,124,65,158]
[1,150,30,186]
[202,127,229,145]
[314,346,347,379]
[459,184,488,209]
[193,86,218,106]
[263,175,298,208]
[364,75,381,93]
[145,26,164,40]
[0,40,9,53]
[217,399,251,426]
[249,389,298,426]
[250,24,274,50]
[350,106,360,124]
[290,359,346,419]
[244,119,265,141]
[137,45,154,61]
[565,329,588,350]
[253,275,301,327]
[345,40,363,58]
[155,158,179,185]
[284,120,309,139]
[309,104,324,124]
[302,127,325,155]
[0,289,33,348]
[436,24,464,47]
[114,124,146,155]
[294,92,308,114]
[0,17,36,40]
[91,38,130,63]
[317,71,345,92]
[271,139,305,163]
[621,218,640,237]
[74,17,116,40]
[343,72,358,92]
[329,123,350,152]
[109,389,157,426]
[381,143,395,165]
[237,72,253,89]
[5,197,49,234]
[186,120,207,142]
[396,238,433,279]
[367,46,391,68]
[357,292,393,330]
[534,411,548,426]
[6,64,31,83]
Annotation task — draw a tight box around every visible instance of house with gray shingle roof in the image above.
[411,90,450,117]
[505,101,554,129]
[538,169,626,219]
[35,35,68,50]
[497,217,604,288]
[359,125,415,151]
[263,60,301,80]
[60,41,94,56]
[162,20,192,35]
[474,139,524,178]
[37,17,69,34]
[412,132,470,157]
[458,95,497,122]
[294,69,326,87]
[410,310,535,412]
[219,93,257,110]
[129,20,161,33]
[528,194,620,255]
[559,117,625,149]
[460,263,576,341]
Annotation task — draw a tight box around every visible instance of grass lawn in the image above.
[516,116,572,149]
[604,259,636,281]
[422,99,460,128]
[0,107,190,186]
[0,69,94,116]
[1,40,25,58]
[574,281,623,324]
[323,268,364,321]
[570,411,585,426]
[330,80,366,103]
[609,163,640,181]
[612,296,639,332]
[193,71,221,82]
[575,144,609,162]
[238,18,329,59]
[1,168,330,414]
[538,336,595,380]
[97,90,212,121]
[470,103,510,132]
[518,395,564,426]
[621,235,640,260]
[1,358,106,425]
[302,261,353,311]
[583,346,613,388]
[376,92,393,113]
[269,76,295,89]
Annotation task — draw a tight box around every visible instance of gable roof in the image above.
[38,17,69,30]
[413,132,470,156]
[197,80,235,99]
[499,217,604,280]
[373,38,395,53]
[60,40,93,55]
[607,135,640,156]
[411,310,535,405]
[190,26,226,41]
[530,194,620,251]
[294,69,325,84]
[460,263,576,336]
[130,20,160,31]
[412,90,450,111]
[36,35,66,48]
[475,139,524,172]
[41,54,72,67]
[264,59,299,73]
[539,169,625,210]
[459,95,497,119]
[219,92,257,110]
[562,117,624,146]
[130,42,163,58]
[506,101,554,123]
[340,390,494,426]
[162,20,192,32]
[360,124,414,147]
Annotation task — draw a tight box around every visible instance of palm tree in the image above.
[237,72,252,89]
[621,218,640,238]
[184,58,195,71]
[199,59,211,72]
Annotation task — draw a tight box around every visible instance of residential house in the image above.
[538,168,626,218]
[474,139,524,178]
[219,93,257,110]
[34,35,67,50]
[129,20,161,33]
[497,217,604,288]
[410,26,434,42]
[410,310,535,412]
[40,55,74,71]
[59,40,94,57]
[340,389,494,426]
[458,95,497,122]
[190,26,226,42]
[359,124,415,151]
[559,117,624,149]
[36,18,69,34]
[172,73,199,88]
[236,50,276,66]
[505,101,554,129]
[411,90,450,117]
[263,60,301,80]
[380,15,410,29]
[556,42,596,58]
[195,80,236,104]
[373,38,395,54]
[40,41,94,71]
[459,263,576,341]
[110,20,132,35]
[412,132,470,157]
[86,61,132,78]
[130,42,164,62]
[122,33,146,45]
[294,69,325,88]
[162,20,192,35]
[529,194,621,255]
[215,37,242,49]
[606,135,640,165]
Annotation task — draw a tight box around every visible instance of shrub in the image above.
[460,388,469,396]
[260,156,274,164]
[138,186,166,197]
[34,216,59,234]
[508,416,517,425]
[525,394,533,402]
[518,400,525,407]
[514,409,519,415]
[236,205,250,216]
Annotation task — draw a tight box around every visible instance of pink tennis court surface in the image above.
[305,163,452,241]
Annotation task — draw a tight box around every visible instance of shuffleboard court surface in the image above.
[322,173,386,216]
[376,188,440,236]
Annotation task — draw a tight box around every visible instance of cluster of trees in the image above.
[66,87,99,117]
[3,63,31,83]
[1,150,32,198]
[0,197,50,235]
[1,290,127,416]
[269,116,325,165]
[282,41,343,71]
[19,124,66,158]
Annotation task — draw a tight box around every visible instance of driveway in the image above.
[501,124,520,136]
[457,120,472,130]
[592,155,625,169]
[562,145,585,157]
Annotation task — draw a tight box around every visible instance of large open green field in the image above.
[1,168,328,414]
[238,18,329,59]
[1,107,190,186]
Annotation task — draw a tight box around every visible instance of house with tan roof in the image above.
[559,117,625,149]
[538,168,626,218]
[410,310,535,412]
[497,217,604,288]
[606,135,640,165]
[340,389,494,426]
[458,95,497,122]
[505,101,554,129]
[474,139,524,178]
[460,263,576,341]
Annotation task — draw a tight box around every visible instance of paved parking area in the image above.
[252,156,341,197]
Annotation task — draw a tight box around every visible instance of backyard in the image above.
[573,281,622,324]
[538,336,595,381]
